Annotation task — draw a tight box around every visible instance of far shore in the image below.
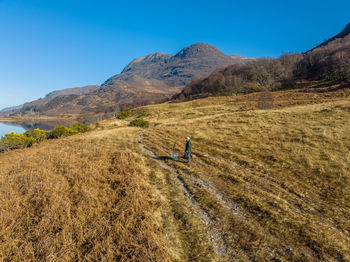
[0,115,79,122]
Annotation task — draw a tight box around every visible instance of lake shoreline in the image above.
[0,117,79,137]
[0,115,79,122]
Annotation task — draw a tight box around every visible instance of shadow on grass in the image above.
[152,155,187,163]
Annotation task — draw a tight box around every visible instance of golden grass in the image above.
[0,125,218,261]
[0,128,177,261]
[135,86,350,261]
[1,85,350,261]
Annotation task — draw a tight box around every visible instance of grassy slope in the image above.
[135,86,350,261]
[0,85,349,261]
[0,127,216,261]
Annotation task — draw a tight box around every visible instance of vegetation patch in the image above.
[0,123,91,152]
[0,138,173,260]
[0,133,36,150]
[24,128,47,143]
[117,107,131,119]
[129,118,149,128]
[48,125,78,138]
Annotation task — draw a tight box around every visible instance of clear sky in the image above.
[0,0,349,109]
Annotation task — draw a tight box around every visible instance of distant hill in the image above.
[0,104,23,116]
[16,43,252,116]
[45,85,99,99]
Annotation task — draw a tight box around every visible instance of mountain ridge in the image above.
[16,43,252,116]
[308,22,350,52]
[0,104,23,116]
[103,42,252,87]
[45,85,100,99]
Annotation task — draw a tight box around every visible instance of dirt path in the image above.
[138,132,240,259]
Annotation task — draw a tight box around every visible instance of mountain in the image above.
[45,85,100,99]
[298,23,350,81]
[0,105,23,116]
[16,43,252,116]
[308,23,350,52]
[174,23,350,101]
[103,42,251,88]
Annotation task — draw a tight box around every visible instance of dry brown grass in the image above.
[135,86,350,261]
[0,128,177,261]
[0,125,217,261]
[1,85,349,261]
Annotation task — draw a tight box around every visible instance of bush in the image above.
[49,126,78,139]
[129,119,149,128]
[49,123,91,139]
[0,123,92,153]
[70,123,91,133]
[0,141,7,152]
[117,108,131,119]
[24,128,47,143]
[1,133,36,150]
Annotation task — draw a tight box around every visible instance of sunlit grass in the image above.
[1,85,349,261]
[136,86,350,261]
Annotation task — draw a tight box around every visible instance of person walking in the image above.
[185,136,192,164]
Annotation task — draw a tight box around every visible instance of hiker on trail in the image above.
[185,137,192,164]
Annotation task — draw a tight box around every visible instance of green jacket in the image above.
[185,140,192,154]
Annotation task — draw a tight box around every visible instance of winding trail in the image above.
[138,132,242,259]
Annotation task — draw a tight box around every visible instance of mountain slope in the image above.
[0,105,23,116]
[308,22,350,52]
[45,85,99,99]
[174,23,350,101]
[17,43,251,116]
[297,24,350,81]
[103,43,251,88]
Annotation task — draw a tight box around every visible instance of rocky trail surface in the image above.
[138,132,248,260]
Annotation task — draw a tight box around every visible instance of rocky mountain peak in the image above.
[174,42,228,59]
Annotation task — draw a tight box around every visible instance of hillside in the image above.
[174,23,350,101]
[1,85,350,261]
[308,23,350,52]
[297,30,350,81]
[45,85,100,99]
[103,43,253,87]
[0,104,23,116]
[17,43,251,116]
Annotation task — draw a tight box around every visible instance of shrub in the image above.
[49,126,78,139]
[95,122,100,128]
[24,106,39,112]
[117,108,131,119]
[0,141,7,152]
[70,123,91,133]
[136,110,151,118]
[129,119,149,128]
[1,133,36,150]
[0,123,91,153]
[24,128,47,143]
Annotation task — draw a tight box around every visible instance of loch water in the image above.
[0,120,74,137]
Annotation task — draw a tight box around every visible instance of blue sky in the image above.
[0,0,349,109]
